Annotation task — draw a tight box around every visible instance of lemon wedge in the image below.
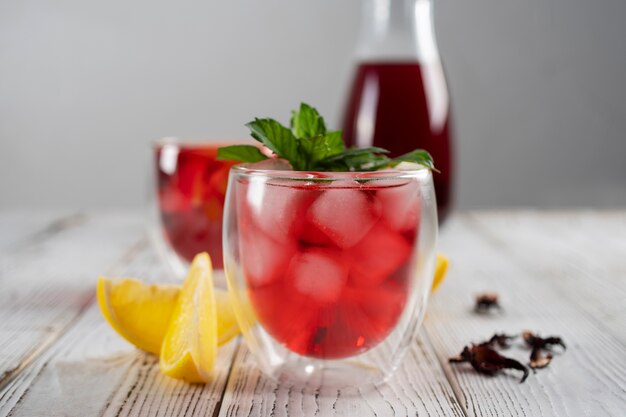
[431,253,449,292]
[98,279,239,358]
[159,253,217,383]
[97,276,179,355]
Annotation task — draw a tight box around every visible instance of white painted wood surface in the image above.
[0,209,72,251]
[0,210,625,416]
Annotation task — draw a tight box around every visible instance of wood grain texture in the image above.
[218,337,465,417]
[469,211,626,344]
[0,211,143,394]
[2,210,626,417]
[427,214,626,417]
[0,209,76,251]
[2,305,241,417]
[0,242,239,417]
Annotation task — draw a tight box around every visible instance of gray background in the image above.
[1,0,625,209]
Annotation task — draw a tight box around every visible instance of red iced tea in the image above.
[237,176,420,358]
[155,143,236,269]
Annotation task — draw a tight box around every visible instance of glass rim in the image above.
[231,163,431,181]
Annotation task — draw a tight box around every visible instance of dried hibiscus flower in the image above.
[475,292,501,313]
[449,344,529,383]
[479,333,517,349]
[529,349,553,369]
[522,331,566,351]
[523,330,566,369]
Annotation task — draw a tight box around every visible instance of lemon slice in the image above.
[97,277,179,355]
[431,253,449,292]
[160,253,217,383]
[97,278,239,358]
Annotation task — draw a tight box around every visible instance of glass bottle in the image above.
[341,0,453,223]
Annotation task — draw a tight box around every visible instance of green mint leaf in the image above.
[318,147,390,171]
[318,147,389,165]
[216,145,268,163]
[341,153,392,171]
[392,149,438,172]
[300,131,345,169]
[245,118,305,169]
[290,103,327,139]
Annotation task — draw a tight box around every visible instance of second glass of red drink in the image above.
[151,138,237,280]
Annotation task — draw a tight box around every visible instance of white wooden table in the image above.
[1,210,625,416]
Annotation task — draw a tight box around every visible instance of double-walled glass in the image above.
[149,138,236,281]
[223,165,438,389]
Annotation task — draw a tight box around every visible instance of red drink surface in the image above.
[155,144,236,269]
[237,178,420,359]
[341,62,452,222]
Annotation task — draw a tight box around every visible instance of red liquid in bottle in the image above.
[342,62,453,222]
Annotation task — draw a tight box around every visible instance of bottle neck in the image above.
[356,0,440,62]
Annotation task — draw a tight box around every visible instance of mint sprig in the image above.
[216,102,436,172]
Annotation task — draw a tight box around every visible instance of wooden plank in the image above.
[468,210,626,344]
[424,214,626,417]
[0,329,54,384]
[0,211,143,394]
[1,245,239,417]
[2,306,240,417]
[218,336,465,417]
[0,209,76,251]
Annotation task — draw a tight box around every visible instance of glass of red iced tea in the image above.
[223,163,438,389]
[151,138,238,279]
